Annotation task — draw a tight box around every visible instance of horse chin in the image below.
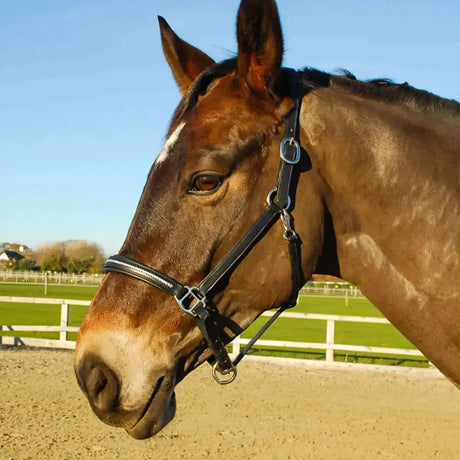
[125,373,177,440]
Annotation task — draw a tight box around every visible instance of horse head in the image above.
[74,0,330,439]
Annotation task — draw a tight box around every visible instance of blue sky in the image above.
[1,0,459,255]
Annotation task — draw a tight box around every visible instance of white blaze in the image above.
[155,122,186,165]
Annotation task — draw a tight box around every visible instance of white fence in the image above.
[0,296,89,349]
[1,273,356,290]
[299,285,362,309]
[0,270,103,286]
[0,296,425,365]
[231,310,423,363]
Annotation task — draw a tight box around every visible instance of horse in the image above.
[74,0,460,439]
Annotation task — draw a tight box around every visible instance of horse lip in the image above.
[125,372,177,439]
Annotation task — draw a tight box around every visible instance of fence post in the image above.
[231,336,241,359]
[60,303,69,342]
[326,319,335,362]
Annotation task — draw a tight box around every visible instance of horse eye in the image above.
[190,174,222,194]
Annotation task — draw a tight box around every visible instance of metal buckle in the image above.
[280,137,301,164]
[212,362,237,385]
[175,286,207,317]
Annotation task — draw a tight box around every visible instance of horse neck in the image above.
[301,86,459,290]
[298,87,460,379]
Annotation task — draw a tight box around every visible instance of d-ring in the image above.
[266,188,291,210]
[280,137,301,164]
[212,362,237,385]
[266,188,278,206]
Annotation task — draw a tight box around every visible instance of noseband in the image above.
[104,69,307,384]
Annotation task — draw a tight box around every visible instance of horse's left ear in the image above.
[158,16,216,95]
[235,0,283,92]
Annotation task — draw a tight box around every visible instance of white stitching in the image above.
[108,259,174,289]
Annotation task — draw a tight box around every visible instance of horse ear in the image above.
[158,16,216,95]
[235,0,283,92]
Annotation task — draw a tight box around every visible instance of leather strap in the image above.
[194,306,234,373]
[277,68,303,209]
[104,254,187,298]
[197,204,281,295]
[286,232,304,303]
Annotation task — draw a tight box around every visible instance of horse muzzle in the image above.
[74,327,179,439]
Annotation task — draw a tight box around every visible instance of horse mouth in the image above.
[126,372,177,439]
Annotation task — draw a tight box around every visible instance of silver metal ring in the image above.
[266,188,278,206]
[280,137,301,164]
[266,188,291,210]
[282,195,291,211]
[212,362,237,385]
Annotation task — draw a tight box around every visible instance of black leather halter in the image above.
[104,68,307,384]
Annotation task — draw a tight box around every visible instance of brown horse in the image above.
[74,0,460,439]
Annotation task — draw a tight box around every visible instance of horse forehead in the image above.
[187,94,268,145]
[159,79,267,161]
[192,76,260,123]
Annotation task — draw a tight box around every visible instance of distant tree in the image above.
[36,240,105,273]
[35,243,66,267]
[65,241,105,273]
[16,258,36,271]
[66,257,95,274]
[41,253,68,272]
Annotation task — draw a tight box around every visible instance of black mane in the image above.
[299,67,459,121]
[170,60,459,131]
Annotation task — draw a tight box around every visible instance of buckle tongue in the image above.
[175,286,207,317]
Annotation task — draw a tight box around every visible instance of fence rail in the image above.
[0,296,425,365]
[1,272,359,292]
[230,311,423,363]
[0,270,103,286]
[0,296,90,349]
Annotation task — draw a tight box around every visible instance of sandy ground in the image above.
[0,348,459,459]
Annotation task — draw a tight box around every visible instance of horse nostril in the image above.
[77,356,120,412]
[87,367,107,397]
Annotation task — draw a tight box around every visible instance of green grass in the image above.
[0,283,429,367]
[296,295,384,316]
[240,294,428,367]
[242,295,387,343]
[0,283,97,300]
[242,347,427,367]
